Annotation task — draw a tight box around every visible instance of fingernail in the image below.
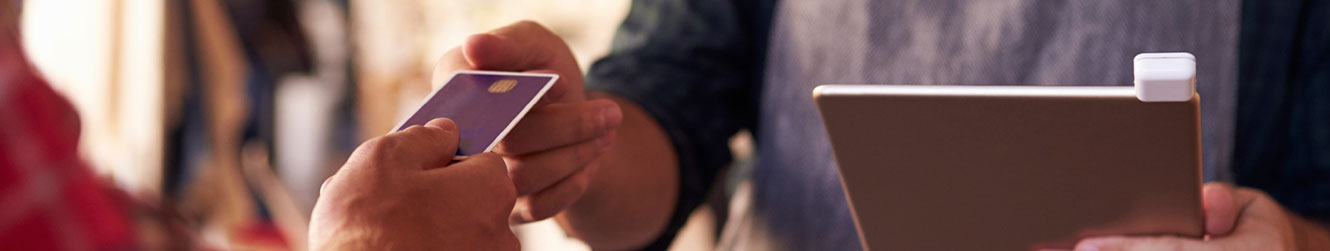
[423,118,458,133]
[320,177,332,193]
[601,103,623,129]
[1073,242,1099,251]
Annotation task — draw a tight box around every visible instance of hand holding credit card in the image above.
[429,21,623,225]
[393,70,558,159]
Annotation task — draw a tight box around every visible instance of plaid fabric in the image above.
[0,44,136,250]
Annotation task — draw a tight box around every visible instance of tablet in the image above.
[814,53,1204,250]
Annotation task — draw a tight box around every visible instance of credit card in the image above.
[393,70,558,158]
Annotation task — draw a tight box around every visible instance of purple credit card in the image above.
[394,70,558,157]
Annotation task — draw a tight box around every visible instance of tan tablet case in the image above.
[815,85,1203,250]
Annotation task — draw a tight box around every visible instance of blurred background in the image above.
[16,0,729,250]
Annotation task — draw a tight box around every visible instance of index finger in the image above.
[458,21,586,103]
[496,100,622,155]
[463,21,573,72]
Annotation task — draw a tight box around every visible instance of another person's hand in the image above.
[1074,182,1330,251]
[433,20,622,224]
[309,118,519,250]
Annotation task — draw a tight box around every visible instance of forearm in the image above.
[556,94,680,250]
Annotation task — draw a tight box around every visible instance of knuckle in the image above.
[418,125,450,141]
[372,136,401,152]
[360,137,384,150]
[369,137,407,164]
[398,124,425,135]
[361,137,395,159]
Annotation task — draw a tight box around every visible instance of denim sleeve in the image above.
[583,0,773,249]
[1235,0,1330,223]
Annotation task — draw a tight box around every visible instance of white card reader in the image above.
[1134,52,1197,102]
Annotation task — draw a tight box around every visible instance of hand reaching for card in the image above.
[433,21,622,224]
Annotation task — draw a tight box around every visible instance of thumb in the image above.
[386,118,462,169]
[428,152,516,203]
[1202,182,1239,236]
[1074,236,1212,251]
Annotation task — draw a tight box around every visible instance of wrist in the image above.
[309,207,403,251]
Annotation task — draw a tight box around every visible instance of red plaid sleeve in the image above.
[0,47,136,250]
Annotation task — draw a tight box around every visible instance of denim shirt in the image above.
[586,0,1329,249]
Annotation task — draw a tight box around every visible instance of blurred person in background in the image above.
[0,1,520,249]
[0,2,139,249]
[437,0,1330,250]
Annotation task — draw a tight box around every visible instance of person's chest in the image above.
[728,0,1241,249]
